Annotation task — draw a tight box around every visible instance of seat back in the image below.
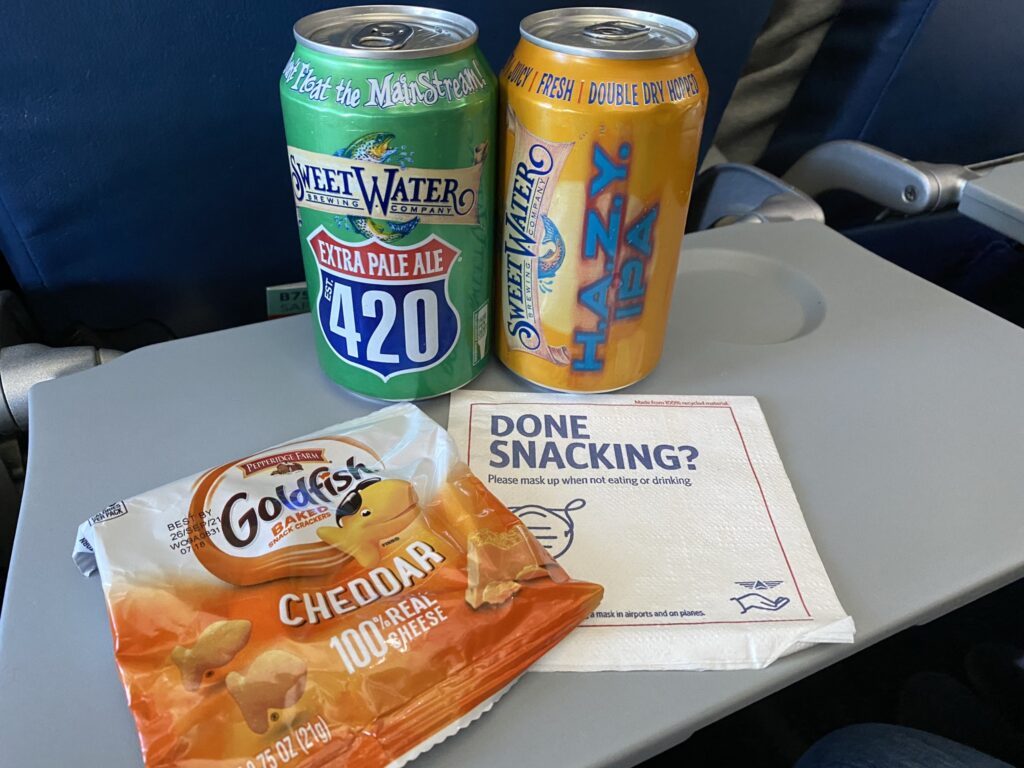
[0,1,771,346]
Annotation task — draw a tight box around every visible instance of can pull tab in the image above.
[582,20,650,41]
[352,21,415,50]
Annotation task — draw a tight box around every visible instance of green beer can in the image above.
[281,6,496,400]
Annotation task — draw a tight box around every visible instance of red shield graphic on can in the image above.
[307,226,462,381]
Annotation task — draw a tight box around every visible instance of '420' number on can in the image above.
[311,228,461,376]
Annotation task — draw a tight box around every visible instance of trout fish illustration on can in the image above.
[498,8,708,391]
[280,6,497,400]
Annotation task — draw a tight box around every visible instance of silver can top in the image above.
[520,7,696,60]
[294,5,478,60]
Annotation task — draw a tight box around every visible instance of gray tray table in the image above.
[2,221,1023,767]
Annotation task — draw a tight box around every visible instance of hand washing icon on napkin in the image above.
[732,593,791,614]
[732,580,790,613]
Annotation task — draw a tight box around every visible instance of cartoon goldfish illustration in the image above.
[537,215,566,293]
[334,132,419,243]
[316,477,422,567]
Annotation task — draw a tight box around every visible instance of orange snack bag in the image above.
[73,404,603,767]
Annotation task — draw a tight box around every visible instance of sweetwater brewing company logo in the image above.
[307,226,461,381]
[288,146,483,224]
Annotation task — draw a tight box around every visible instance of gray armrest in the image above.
[958,161,1024,243]
[782,140,975,214]
[782,140,1024,243]
[0,344,122,435]
[688,163,823,231]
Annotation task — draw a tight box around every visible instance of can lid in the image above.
[294,5,477,60]
[520,7,696,60]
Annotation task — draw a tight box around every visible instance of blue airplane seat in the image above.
[0,1,772,349]
[756,0,1024,326]
[760,0,1024,176]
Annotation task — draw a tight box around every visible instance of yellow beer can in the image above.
[497,8,708,391]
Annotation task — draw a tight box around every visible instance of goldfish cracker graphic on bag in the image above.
[73,404,603,767]
[172,619,252,691]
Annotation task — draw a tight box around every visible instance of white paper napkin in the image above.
[447,391,854,671]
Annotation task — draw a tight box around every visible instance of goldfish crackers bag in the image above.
[74,404,603,767]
